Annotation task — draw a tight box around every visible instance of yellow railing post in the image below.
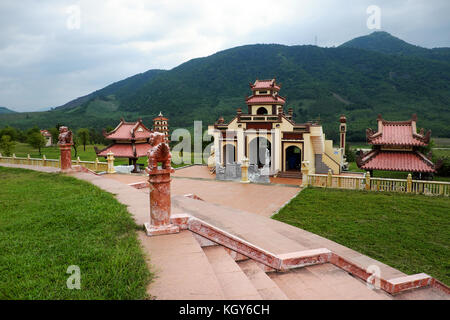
[95,157,99,171]
[365,171,371,190]
[27,154,31,165]
[240,157,250,184]
[107,152,116,174]
[76,156,81,166]
[327,169,332,188]
[407,173,412,193]
[43,155,47,167]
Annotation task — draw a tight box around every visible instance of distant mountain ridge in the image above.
[340,31,450,63]
[1,31,449,141]
[0,106,16,114]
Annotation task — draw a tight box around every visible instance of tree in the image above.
[0,135,15,156]
[27,131,46,155]
[0,126,18,141]
[48,127,59,146]
[77,128,90,151]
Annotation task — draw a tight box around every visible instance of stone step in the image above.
[268,263,391,300]
[139,230,225,300]
[277,171,302,179]
[238,260,289,300]
[203,246,262,300]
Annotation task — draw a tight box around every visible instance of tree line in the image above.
[0,125,113,157]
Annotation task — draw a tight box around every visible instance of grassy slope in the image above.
[0,167,151,299]
[272,187,450,285]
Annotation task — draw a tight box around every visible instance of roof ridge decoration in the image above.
[366,114,430,146]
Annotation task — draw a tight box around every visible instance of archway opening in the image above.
[223,144,236,165]
[249,137,271,168]
[256,107,268,115]
[285,146,301,171]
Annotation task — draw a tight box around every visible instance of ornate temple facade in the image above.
[95,118,153,172]
[357,114,436,177]
[208,79,345,179]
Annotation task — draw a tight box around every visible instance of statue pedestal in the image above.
[144,167,180,236]
[59,144,73,173]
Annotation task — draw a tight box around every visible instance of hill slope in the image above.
[1,32,449,142]
[0,107,16,114]
[340,31,450,63]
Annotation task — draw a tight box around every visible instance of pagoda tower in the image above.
[153,112,169,141]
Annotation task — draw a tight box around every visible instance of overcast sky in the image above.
[1,0,449,112]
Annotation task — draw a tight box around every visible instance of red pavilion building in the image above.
[356,114,436,178]
[95,118,153,172]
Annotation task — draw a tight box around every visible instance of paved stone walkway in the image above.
[1,163,447,300]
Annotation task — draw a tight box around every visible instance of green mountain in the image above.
[340,31,450,63]
[0,107,16,114]
[1,32,449,142]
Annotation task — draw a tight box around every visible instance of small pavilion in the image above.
[356,114,436,178]
[95,118,153,173]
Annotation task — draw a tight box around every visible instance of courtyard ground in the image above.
[0,166,151,299]
[0,163,447,300]
[272,187,450,285]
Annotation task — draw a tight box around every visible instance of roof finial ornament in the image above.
[411,113,417,122]
[158,111,163,117]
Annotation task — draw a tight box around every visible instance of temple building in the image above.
[153,112,169,141]
[356,114,436,178]
[95,118,153,173]
[208,79,345,178]
[40,129,52,146]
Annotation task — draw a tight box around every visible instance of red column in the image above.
[144,166,179,236]
[59,144,73,172]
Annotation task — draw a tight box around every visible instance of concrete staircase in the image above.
[314,154,332,174]
[277,171,302,179]
[194,235,392,300]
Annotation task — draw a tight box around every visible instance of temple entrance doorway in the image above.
[285,146,301,171]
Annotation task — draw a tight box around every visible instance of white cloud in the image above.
[0,0,448,111]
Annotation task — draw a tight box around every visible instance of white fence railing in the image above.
[0,154,108,172]
[307,171,450,196]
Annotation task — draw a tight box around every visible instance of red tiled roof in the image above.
[246,94,286,105]
[369,122,427,146]
[154,117,168,121]
[97,143,151,158]
[105,120,152,140]
[360,151,435,173]
[251,79,280,90]
[40,130,51,137]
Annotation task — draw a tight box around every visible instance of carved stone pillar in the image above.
[57,126,74,173]
[144,132,180,236]
[59,144,73,172]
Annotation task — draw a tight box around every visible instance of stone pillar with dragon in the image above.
[144,132,180,236]
[57,126,73,173]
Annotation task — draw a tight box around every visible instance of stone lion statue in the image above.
[57,126,73,145]
[147,132,171,171]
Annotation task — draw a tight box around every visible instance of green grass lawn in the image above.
[0,167,152,299]
[273,187,450,285]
